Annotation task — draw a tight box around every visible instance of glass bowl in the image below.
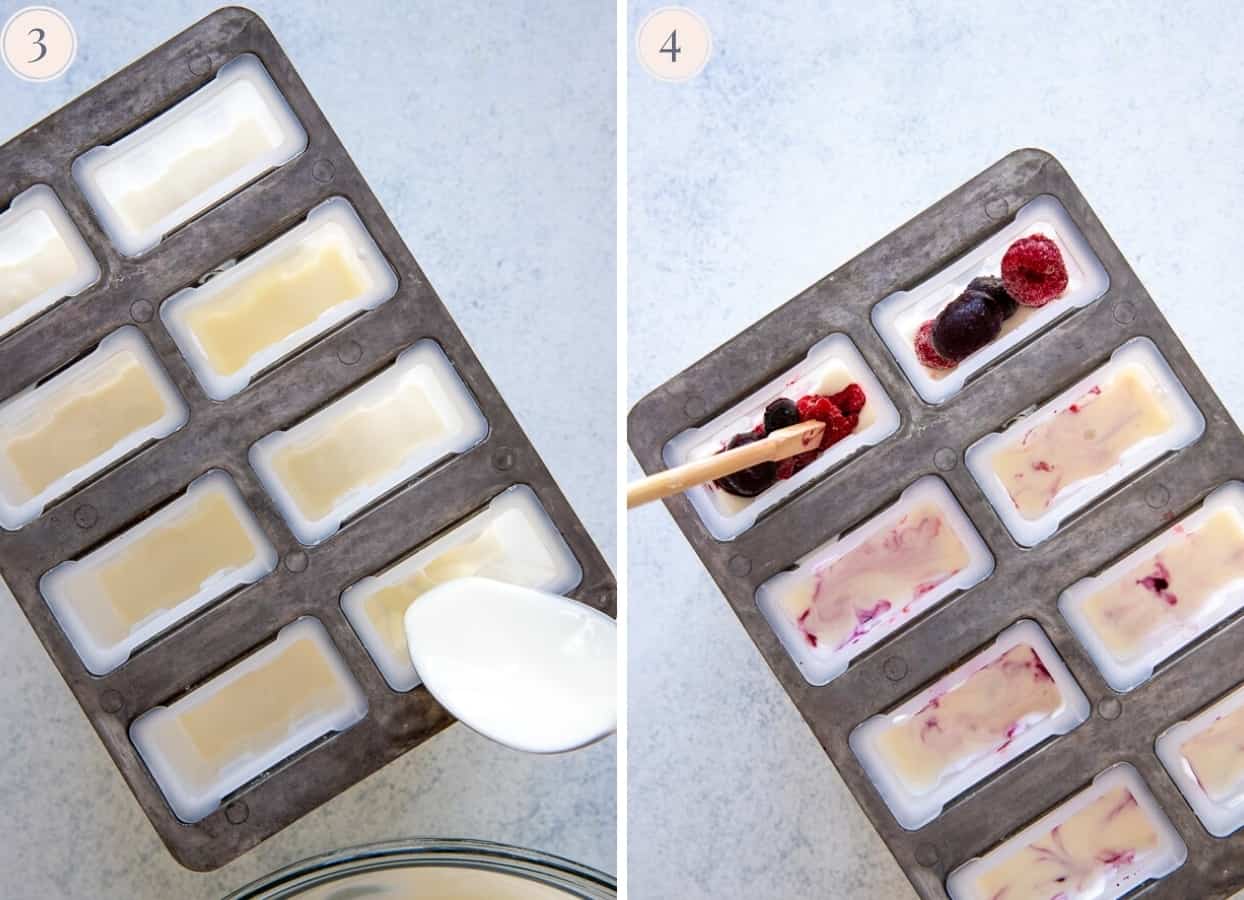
[226,837,616,899]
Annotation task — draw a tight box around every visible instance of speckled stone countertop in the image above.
[627,1,1244,897]
[0,1,615,896]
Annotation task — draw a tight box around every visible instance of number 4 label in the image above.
[660,30,682,63]
[638,7,712,83]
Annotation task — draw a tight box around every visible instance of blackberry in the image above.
[714,432,777,497]
[763,397,800,433]
[966,275,1018,319]
[931,290,1003,361]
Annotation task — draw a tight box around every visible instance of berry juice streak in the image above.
[993,370,1172,521]
[1081,508,1244,660]
[874,645,1060,794]
[781,503,969,653]
[975,787,1159,900]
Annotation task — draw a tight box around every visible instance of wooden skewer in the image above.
[627,420,826,509]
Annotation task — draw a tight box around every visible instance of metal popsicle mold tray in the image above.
[0,7,614,871]
[628,149,1244,899]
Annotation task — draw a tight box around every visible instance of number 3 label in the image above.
[3,7,76,82]
[27,27,48,64]
[637,7,711,83]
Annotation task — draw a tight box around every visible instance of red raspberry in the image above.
[828,383,866,415]
[796,394,859,450]
[822,412,859,448]
[796,394,838,423]
[1001,234,1068,307]
[914,320,957,370]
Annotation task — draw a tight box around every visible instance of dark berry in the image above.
[828,383,866,415]
[914,320,956,370]
[1001,235,1068,307]
[713,432,777,497]
[966,275,1018,319]
[787,448,822,475]
[931,290,1003,361]
[763,397,800,433]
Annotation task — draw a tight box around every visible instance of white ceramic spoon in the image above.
[404,577,617,754]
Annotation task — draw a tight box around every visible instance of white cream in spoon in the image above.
[404,577,616,753]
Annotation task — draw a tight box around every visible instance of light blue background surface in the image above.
[628,2,1244,898]
[0,1,616,897]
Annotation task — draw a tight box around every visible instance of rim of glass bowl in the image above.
[225,837,617,899]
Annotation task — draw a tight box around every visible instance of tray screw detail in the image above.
[284,551,309,573]
[915,843,940,867]
[984,197,1009,221]
[73,505,97,529]
[99,690,123,714]
[1113,300,1136,325]
[337,340,362,366]
[934,448,958,472]
[312,159,335,184]
[187,53,212,76]
[883,657,908,681]
[1098,697,1122,720]
[129,299,154,323]
[225,800,249,824]
[492,448,515,471]
[727,555,751,576]
[1145,484,1170,509]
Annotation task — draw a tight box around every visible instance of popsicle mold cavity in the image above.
[662,333,900,541]
[250,340,488,545]
[41,471,276,675]
[757,476,993,686]
[73,54,307,256]
[874,195,1109,404]
[130,617,367,823]
[1157,680,1244,837]
[851,620,1090,830]
[946,764,1186,900]
[1060,481,1244,693]
[0,327,188,530]
[0,185,100,337]
[342,485,582,692]
[162,197,398,400]
[966,338,1203,548]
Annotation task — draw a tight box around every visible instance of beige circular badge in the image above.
[636,7,711,83]
[3,6,76,82]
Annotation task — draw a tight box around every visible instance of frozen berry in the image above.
[966,275,1018,319]
[714,432,777,497]
[828,383,866,415]
[822,411,859,447]
[797,394,839,424]
[914,320,956,370]
[1001,235,1068,307]
[796,394,859,449]
[932,290,1003,361]
[763,397,800,433]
